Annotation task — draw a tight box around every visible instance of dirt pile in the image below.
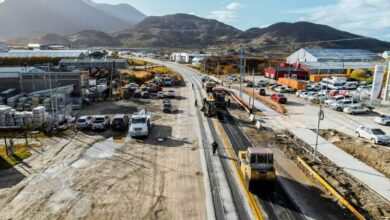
[318,129,390,179]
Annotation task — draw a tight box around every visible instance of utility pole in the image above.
[314,104,324,162]
[252,69,255,107]
[239,46,244,97]
[48,63,55,127]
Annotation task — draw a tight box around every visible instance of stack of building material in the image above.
[31,96,41,110]
[0,106,12,126]
[7,94,25,108]
[6,109,16,126]
[14,112,24,126]
[23,111,33,126]
[32,106,46,126]
[23,98,32,111]
[17,97,28,111]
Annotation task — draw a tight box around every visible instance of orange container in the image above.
[277,78,307,91]
[309,74,347,82]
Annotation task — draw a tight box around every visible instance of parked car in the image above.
[257,80,269,87]
[308,94,327,103]
[111,114,130,131]
[324,95,351,107]
[270,84,282,91]
[271,93,287,104]
[142,90,150,98]
[91,115,110,131]
[330,100,353,111]
[296,90,308,97]
[246,81,254,87]
[355,125,390,144]
[163,102,173,113]
[76,115,93,129]
[157,91,164,99]
[299,91,310,98]
[275,86,287,93]
[374,115,390,126]
[302,92,317,100]
[343,105,370,114]
[167,90,175,98]
[258,88,266,96]
[133,89,142,98]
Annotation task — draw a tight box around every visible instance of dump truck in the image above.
[238,147,276,191]
[212,87,226,108]
[202,95,217,117]
[129,109,151,138]
[204,81,217,93]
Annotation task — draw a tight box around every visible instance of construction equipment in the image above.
[212,87,226,108]
[204,81,217,93]
[202,95,217,117]
[238,147,276,191]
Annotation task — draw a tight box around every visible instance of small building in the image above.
[0,43,9,52]
[264,64,308,80]
[0,49,89,58]
[382,51,390,60]
[59,58,129,71]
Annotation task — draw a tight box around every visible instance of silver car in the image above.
[76,116,93,129]
[91,115,110,131]
[356,125,390,145]
[374,115,390,126]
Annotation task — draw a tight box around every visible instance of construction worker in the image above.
[227,99,231,107]
[212,141,219,156]
[195,99,198,108]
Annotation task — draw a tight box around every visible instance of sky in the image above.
[92,0,390,41]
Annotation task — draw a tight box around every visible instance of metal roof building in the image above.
[0,43,9,52]
[59,58,129,70]
[287,48,384,63]
[0,49,89,58]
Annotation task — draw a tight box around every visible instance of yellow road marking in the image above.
[213,120,264,220]
[297,157,366,220]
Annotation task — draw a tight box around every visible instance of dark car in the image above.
[111,114,130,131]
[246,81,254,87]
[163,103,172,113]
[259,88,266,96]
[133,89,142,98]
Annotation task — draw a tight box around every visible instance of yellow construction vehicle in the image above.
[238,147,276,191]
[202,95,217,117]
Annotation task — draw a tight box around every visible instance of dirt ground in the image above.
[0,85,206,219]
[226,97,389,220]
[318,129,390,179]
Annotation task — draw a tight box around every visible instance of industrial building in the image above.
[286,48,385,74]
[59,58,128,71]
[382,51,390,60]
[170,52,206,63]
[0,49,89,58]
[264,64,308,80]
[0,67,82,95]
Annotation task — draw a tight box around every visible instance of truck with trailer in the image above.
[238,147,276,191]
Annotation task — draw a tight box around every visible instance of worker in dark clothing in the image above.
[212,141,219,156]
[227,99,231,107]
[195,99,198,108]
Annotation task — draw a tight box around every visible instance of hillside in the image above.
[236,22,390,52]
[113,14,242,48]
[0,0,144,40]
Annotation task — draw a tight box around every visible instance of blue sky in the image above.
[94,0,390,41]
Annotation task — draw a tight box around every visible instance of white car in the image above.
[355,125,390,145]
[329,100,353,111]
[76,115,93,129]
[308,94,327,103]
[302,92,317,100]
[324,95,351,107]
[167,90,175,98]
[343,105,370,114]
[129,112,151,137]
[274,86,287,93]
[296,90,307,97]
[91,115,110,131]
[157,91,164,99]
[374,115,390,126]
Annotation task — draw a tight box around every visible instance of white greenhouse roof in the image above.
[0,49,89,58]
[303,48,383,60]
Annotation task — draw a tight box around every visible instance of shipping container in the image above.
[277,78,307,91]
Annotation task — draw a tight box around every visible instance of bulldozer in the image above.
[238,147,276,192]
[202,95,217,117]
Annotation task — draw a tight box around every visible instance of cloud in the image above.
[226,2,245,10]
[289,0,390,40]
[208,10,238,22]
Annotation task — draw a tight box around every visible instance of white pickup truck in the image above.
[129,110,151,138]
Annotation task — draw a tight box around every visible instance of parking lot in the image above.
[0,85,207,219]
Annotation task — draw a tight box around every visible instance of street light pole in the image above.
[252,69,255,107]
[239,46,244,97]
[314,104,324,162]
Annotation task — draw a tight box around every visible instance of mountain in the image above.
[82,0,145,24]
[0,0,144,40]
[236,22,390,52]
[7,31,120,48]
[113,14,242,48]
